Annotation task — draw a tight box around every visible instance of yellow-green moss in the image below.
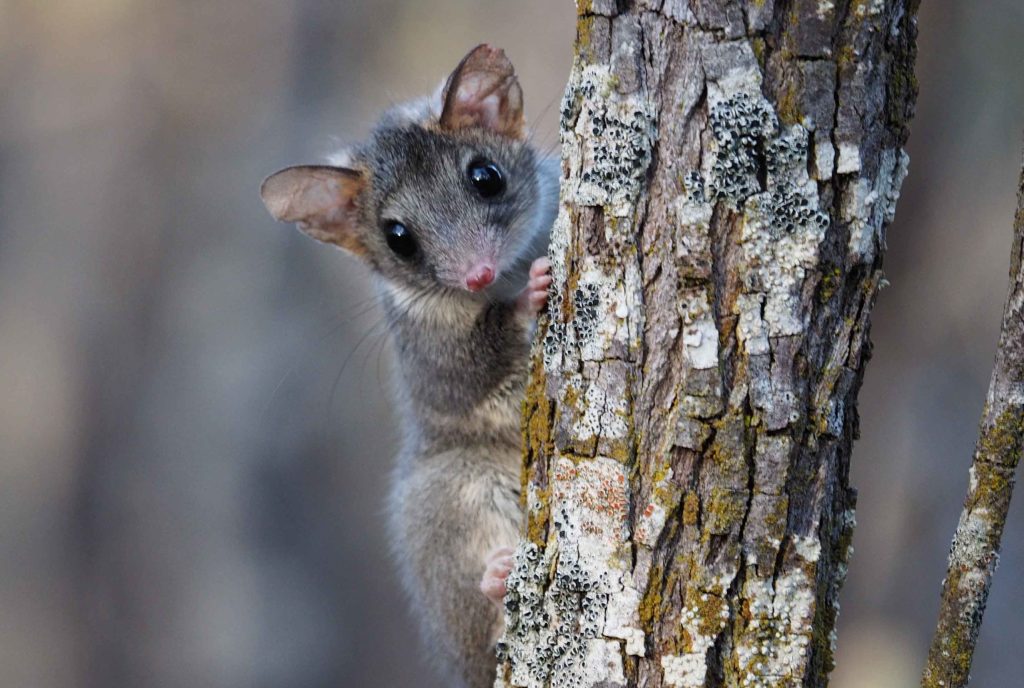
[602,73,621,98]
[683,492,700,526]
[837,43,857,71]
[922,608,974,688]
[638,562,665,630]
[561,383,581,413]
[977,407,1024,468]
[886,50,919,136]
[525,482,551,546]
[521,355,553,545]
[650,461,678,505]
[704,487,746,534]
[971,463,1011,508]
[686,588,728,637]
[522,360,552,470]
[776,80,802,126]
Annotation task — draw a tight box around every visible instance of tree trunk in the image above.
[497,2,919,687]
[921,151,1024,688]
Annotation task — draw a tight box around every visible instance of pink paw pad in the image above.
[480,546,516,608]
[518,257,553,316]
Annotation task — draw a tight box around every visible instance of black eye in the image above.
[467,159,505,198]
[383,221,417,259]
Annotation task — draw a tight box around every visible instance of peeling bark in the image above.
[921,152,1024,688]
[498,2,919,687]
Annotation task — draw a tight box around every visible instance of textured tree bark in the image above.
[920,153,1024,688]
[496,2,919,687]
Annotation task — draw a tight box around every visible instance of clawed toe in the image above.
[529,257,551,279]
[480,547,516,607]
[517,257,553,317]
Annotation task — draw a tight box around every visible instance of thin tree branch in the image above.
[921,148,1024,688]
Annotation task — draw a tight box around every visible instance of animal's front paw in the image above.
[516,257,552,317]
[479,546,516,609]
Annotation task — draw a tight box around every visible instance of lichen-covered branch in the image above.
[920,150,1024,688]
[498,2,919,687]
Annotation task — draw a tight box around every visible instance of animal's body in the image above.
[260,45,559,687]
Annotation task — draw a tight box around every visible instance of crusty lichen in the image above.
[729,536,821,687]
[565,65,654,218]
[500,456,643,687]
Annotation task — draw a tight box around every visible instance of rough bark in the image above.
[497,2,919,687]
[920,152,1024,688]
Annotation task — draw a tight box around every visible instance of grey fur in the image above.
[262,50,560,687]
[377,129,558,686]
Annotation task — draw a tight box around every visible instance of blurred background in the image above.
[0,1,1021,687]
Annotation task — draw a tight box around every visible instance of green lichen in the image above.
[818,265,841,304]
[810,601,838,677]
[752,37,767,71]
[686,588,729,637]
[706,415,749,481]
[602,73,621,98]
[605,436,633,463]
[884,3,921,142]
[650,460,678,505]
[525,483,551,546]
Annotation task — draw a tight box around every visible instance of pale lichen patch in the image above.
[836,142,861,174]
[705,91,776,205]
[843,148,910,264]
[661,594,729,687]
[680,291,719,369]
[697,88,832,339]
[734,536,821,686]
[737,294,769,356]
[603,585,646,657]
[543,206,572,374]
[949,507,992,568]
[500,456,640,687]
[563,372,629,443]
[814,139,836,181]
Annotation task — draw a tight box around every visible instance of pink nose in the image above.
[465,264,495,292]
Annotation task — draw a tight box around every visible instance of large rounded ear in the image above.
[439,44,525,139]
[260,165,367,255]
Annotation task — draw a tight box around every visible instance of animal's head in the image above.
[261,45,545,299]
